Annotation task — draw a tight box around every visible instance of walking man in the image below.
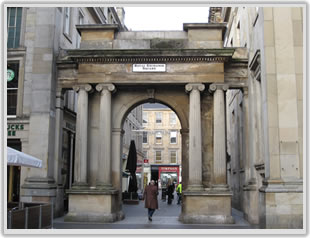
[143,180,158,221]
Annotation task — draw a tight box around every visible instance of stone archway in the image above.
[111,90,189,220]
[56,23,248,224]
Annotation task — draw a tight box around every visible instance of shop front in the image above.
[150,165,180,189]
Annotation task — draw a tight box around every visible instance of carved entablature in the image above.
[74,56,229,64]
[56,48,249,88]
[63,48,234,64]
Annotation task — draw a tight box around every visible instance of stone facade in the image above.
[6,7,133,218]
[210,7,304,228]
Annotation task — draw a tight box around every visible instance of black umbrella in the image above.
[126,140,138,193]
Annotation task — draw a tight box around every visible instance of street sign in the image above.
[133,64,166,72]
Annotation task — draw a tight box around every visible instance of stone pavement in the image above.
[53,191,257,229]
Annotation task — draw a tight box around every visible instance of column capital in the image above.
[73,84,92,93]
[185,83,205,93]
[208,84,229,93]
[96,83,116,93]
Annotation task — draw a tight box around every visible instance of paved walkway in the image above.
[53,191,256,229]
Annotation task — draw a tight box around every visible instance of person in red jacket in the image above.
[143,180,158,221]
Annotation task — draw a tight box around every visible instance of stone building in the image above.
[142,103,182,188]
[6,5,304,230]
[209,7,303,228]
[6,6,131,216]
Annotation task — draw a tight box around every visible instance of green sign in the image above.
[7,124,24,136]
[7,69,15,82]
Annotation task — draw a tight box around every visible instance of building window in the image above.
[155,112,162,124]
[7,7,22,48]
[7,61,19,116]
[170,151,177,164]
[155,131,162,144]
[63,7,71,37]
[170,131,177,144]
[143,111,148,126]
[170,112,176,125]
[76,10,84,48]
[155,151,162,163]
[143,131,148,144]
[143,150,148,159]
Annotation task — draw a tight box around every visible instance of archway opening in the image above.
[121,101,183,220]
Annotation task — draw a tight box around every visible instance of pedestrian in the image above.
[143,180,158,221]
[167,179,175,205]
[176,182,182,205]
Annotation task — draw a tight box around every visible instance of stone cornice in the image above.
[76,24,119,35]
[183,23,227,31]
[60,49,235,64]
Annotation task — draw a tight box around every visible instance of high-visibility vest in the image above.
[176,184,182,193]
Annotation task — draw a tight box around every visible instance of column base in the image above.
[186,184,204,191]
[95,183,115,191]
[212,184,229,191]
[65,189,122,223]
[258,179,303,229]
[71,182,89,189]
[181,190,234,224]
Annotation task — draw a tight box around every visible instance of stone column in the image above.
[112,128,125,217]
[95,83,116,189]
[209,84,228,189]
[180,129,189,190]
[69,133,75,189]
[185,83,205,190]
[241,87,253,185]
[72,84,92,187]
[254,78,264,165]
[54,88,64,185]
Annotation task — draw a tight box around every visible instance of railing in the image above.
[7,202,53,229]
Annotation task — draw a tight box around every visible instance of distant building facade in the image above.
[142,103,182,189]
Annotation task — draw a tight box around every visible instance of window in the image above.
[155,112,162,124]
[143,150,148,159]
[155,151,162,163]
[7,61,19,116]
[170,131,177,144]
[64,7,71,36]
[7,7,22,48]
[143,111,148,126]
[170,151,177,164]
[76,10,84,48]
[155,131,162,144]
[143,131,148,144]
[170,112,176,125]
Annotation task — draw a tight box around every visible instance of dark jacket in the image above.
[167,184,175,197]
[143,185,158,209]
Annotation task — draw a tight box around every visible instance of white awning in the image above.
[7,147,42,168]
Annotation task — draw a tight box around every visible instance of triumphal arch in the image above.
[56,23,248,224]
